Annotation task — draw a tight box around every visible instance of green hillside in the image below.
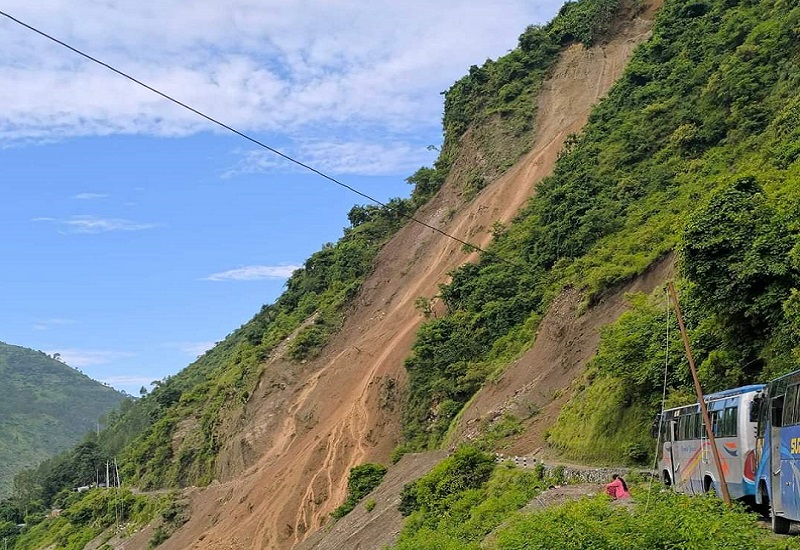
[0,342,126,497]
[402,0,800,453]
[390,0,800,542]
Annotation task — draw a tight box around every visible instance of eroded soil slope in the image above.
[157,6,658,549]
[454,255,675,456]
[294,451,446,550]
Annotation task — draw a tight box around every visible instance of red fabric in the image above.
[605,478,631,499]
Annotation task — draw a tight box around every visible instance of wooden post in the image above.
[667,282,732,505]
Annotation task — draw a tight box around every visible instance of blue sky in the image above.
[1,0,564,394]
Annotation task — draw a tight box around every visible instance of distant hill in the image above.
[0,341,126,497]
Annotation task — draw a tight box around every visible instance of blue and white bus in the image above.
[754,369,800,533]
[656,385,764,501]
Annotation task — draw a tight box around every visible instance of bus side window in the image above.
[794,388,800,426]
[772,395,785,428]
[719,408,728,437]
[793,384,800,426]
[726,406,738,437]
[783,385,798,427]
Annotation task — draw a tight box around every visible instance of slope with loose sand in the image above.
[152,5,659,549]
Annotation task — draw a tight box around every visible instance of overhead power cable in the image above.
[0,9,525,268]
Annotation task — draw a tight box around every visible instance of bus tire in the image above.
[662,471,672,487]
[772,509,791,535]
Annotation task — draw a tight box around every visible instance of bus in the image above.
[754,369,800,534]
[655,384,764,502]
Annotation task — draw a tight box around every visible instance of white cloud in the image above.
[49,349,135,368]
[204,264,300,281]
[165,341,216,357]
[223,140,435,178]
[32,318,76,330]
[33,215,159,233]
[0,1,564,144]
[100,375,154,387]
[73,192,109,200]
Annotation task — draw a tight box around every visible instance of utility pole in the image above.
[668,282,732,505]
[106,460,110,490]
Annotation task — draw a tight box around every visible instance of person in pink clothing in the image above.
[605,474,631,499]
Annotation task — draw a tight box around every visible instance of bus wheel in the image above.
[662,471,671,487]
[772,508,791,535]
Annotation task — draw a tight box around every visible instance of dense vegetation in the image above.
[551,177,800,464]
[546,0,800,462]
[0,342,125,498]
[392,447,542,550]
[490,491,799,549]
[403,0,800,453]
[391,448,797,549]
[1,487,176,550]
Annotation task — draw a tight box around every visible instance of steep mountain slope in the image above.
[153,5,659,549]
[0,342,126,497]
[452,254,674,456]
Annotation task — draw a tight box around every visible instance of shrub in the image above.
[331,463,387,519]
[391,444,411,465]
[392,460,541,549]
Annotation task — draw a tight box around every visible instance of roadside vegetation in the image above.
[489,490,800,550]
[3,487,174,550]
[390,446,799,549]
[393,447,541,550]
